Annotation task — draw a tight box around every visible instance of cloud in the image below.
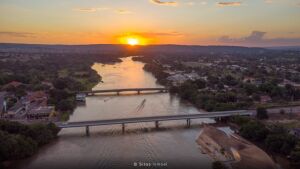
[118,31,184,39]
[218,31,300,46]
[0,32,36,38]
[115,9,133,14]
[217,1,241,7]
[136,31,184,37]
[73,7,132,14]
[72,8,97,12]
[150,0,178,6]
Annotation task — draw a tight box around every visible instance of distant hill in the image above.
[0,43,125,54]
[0,43,268,55]
[138,45,267,55]
[267,46,300,51]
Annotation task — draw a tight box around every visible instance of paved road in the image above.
[56,110,252,128]
[80,87,168,94]
[248,106,300,115]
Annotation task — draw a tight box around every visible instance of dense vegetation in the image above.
[0,46,122,165]
[0,120,59,162]
[231,116,300,168]
[212,161,228,169]
[169,78,300,111]
[135,49,300,111]
[0,53,122,120]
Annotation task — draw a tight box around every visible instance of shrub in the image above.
[256,107,268,119]
[240,121,269,141]
[212,161,228,169]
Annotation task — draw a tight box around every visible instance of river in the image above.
[16,57,217,169]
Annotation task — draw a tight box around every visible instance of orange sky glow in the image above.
[0,0,300,47]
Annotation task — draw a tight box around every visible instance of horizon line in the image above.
[1,42,299,48]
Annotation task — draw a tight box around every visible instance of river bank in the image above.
[10,57,216,169]
[197,125,277,169]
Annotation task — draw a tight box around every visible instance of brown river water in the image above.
[13,57,222,169]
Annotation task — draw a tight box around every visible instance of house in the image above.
[2,81,23,90]
[185,72,200,81]
[26,106,55,119]
[6,101,25,118]
[23,91,48,108]
[26,91,48,102]
[167,72,201,86]
[167,74,188,86]
[260,95,272,103]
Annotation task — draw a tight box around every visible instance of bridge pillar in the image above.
[155,121,159,129]
[86,126,90,136]
[137,90,140,94]
[122,123,125,134]
[186,119,191,128]
[117,92,120,95]
[215,117,222,122]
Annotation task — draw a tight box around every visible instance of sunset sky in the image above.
[0,0,300,46]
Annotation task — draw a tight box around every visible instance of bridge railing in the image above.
[56,110,253,135]
[78,87,169,95]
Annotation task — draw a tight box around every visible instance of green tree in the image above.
[56,99,76,111]
[240,121,269,141]
[212,161,228,169]
[26,123,56,146]
[256,107,268,119]
[0,131,37,162]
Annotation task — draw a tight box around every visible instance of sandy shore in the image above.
[197,125,278,169]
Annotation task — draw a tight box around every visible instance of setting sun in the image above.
[118,35,149,46]
[127,38,139,46]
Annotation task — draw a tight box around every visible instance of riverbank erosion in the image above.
[197,126,277,169]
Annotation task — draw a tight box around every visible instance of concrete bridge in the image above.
[56,110,253,136]
[80,87,168,96]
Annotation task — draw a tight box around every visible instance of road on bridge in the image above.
[56,110,253,135]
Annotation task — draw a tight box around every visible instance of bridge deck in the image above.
[80,87,168,94]
[57,110,252,128]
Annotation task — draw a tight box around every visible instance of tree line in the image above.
[0,120,60,163]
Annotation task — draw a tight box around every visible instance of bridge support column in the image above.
[155,121,159,129]
[186,119,191,128]
[215,117,222,122]
[117,92,120,95]
[122,123,125,134]
[86,126,90,136]
[137,90,140,94]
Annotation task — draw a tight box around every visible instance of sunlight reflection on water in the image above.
[17,57,215,169]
